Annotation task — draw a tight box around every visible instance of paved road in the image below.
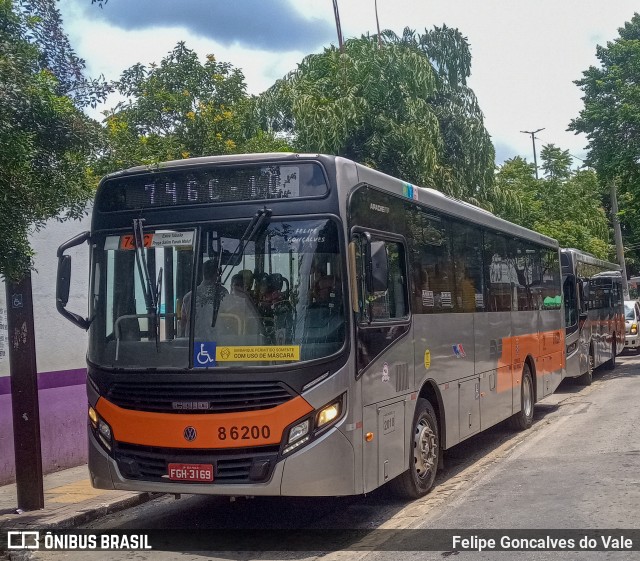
[31,353,640,560]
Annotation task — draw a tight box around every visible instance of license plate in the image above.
[168,463,214,482]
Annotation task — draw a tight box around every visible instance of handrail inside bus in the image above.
[114,313,177,360]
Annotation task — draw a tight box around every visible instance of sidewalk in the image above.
[0,465,159,530]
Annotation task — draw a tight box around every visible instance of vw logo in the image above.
[183,426,197,442]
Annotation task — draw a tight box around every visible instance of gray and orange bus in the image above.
[57,153,565,498]
[561,249,623,385]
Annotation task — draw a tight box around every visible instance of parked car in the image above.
[624,300,640,352]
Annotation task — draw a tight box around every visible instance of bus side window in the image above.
[484,232,512,312]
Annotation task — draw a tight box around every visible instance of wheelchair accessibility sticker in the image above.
[194,342,217,367]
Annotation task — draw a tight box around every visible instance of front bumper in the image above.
[625,333,640,349]
[88,424,356,496]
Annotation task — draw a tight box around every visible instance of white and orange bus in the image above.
[57,154,565,498]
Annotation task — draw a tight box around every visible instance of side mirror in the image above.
[56,231,91,330]
[368,240,388,293]
[56,255,72,306]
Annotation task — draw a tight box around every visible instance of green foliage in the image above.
[540,144,572,180]
[258,27,495,205]
[0,0,104,280]
[569,13,640,271]
[569,14,640,184]
[97,43,291,175]
[493,146,611,259]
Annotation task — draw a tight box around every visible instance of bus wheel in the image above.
[604,337,617,370]
[390,398,439,499]
[509,364,534,430]
[577,349,594,386]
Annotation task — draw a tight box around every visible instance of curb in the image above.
[40,492,163,530]
[1,492,163,559]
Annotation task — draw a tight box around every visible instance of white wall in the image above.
[0,208,91,377]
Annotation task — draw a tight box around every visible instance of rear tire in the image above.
[390,398,439,499]
[604,337,617,370]
[509,364,534,430]
[577,349,594,386]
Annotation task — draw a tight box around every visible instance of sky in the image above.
[58,0,640,167]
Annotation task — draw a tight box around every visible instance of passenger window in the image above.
[451,222,484,312]
[484,232,512,312]
[415,213,455,313]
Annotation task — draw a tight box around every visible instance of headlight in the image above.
[88,406,113,451]
[282,394,345,456]
[282,419,311,455]
[632,323,638,335]
[317,401,341,428]
[98,419,112,441]
[287,419,310,444]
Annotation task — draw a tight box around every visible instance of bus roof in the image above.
[98,152,559,249]
[349,158,559,249]
[561,247,621,272]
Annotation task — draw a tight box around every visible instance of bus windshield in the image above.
[88,218,345,369]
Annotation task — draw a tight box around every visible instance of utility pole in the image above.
[521,128,545,179]
[6,271,44,510]
[332,0,344,52]
[375,0,382,48]
[610,178,630,298]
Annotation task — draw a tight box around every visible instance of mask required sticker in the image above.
[216,346,300,361]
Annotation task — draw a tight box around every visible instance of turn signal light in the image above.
[88,406,98,428]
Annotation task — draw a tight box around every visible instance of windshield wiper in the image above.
[132,218,162,349]
[210,207,272,328]
[221,206,272,285]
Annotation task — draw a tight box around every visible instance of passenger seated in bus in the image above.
[256,273,285,312]
[211,273,263,344]
[237,269,254,295]
[179,259,227,337]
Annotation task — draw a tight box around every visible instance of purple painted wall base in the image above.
[0,370,87,486]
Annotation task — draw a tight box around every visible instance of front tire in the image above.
[390,398,439,499]
[509,364,534,430]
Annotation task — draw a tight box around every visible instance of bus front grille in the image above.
[114,442,280,484]
[106,381,295,413]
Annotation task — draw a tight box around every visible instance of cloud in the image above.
[90,0,334,51]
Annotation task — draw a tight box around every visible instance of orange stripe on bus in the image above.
[96,395,314,449]
[495,329,565,393]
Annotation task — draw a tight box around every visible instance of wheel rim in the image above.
[413,418,437,480]
[523,375,533,418]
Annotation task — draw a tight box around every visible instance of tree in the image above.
[0,0,107,280]
[540,144,572,180]
[97,43,290,175]
[257,26,496,207]
[569,13,640,274]
[493,147,611,259]
[569,14,640,184]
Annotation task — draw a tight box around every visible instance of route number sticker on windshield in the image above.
[105,230,195,250]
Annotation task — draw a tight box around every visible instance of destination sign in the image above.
[97,163,328,212]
